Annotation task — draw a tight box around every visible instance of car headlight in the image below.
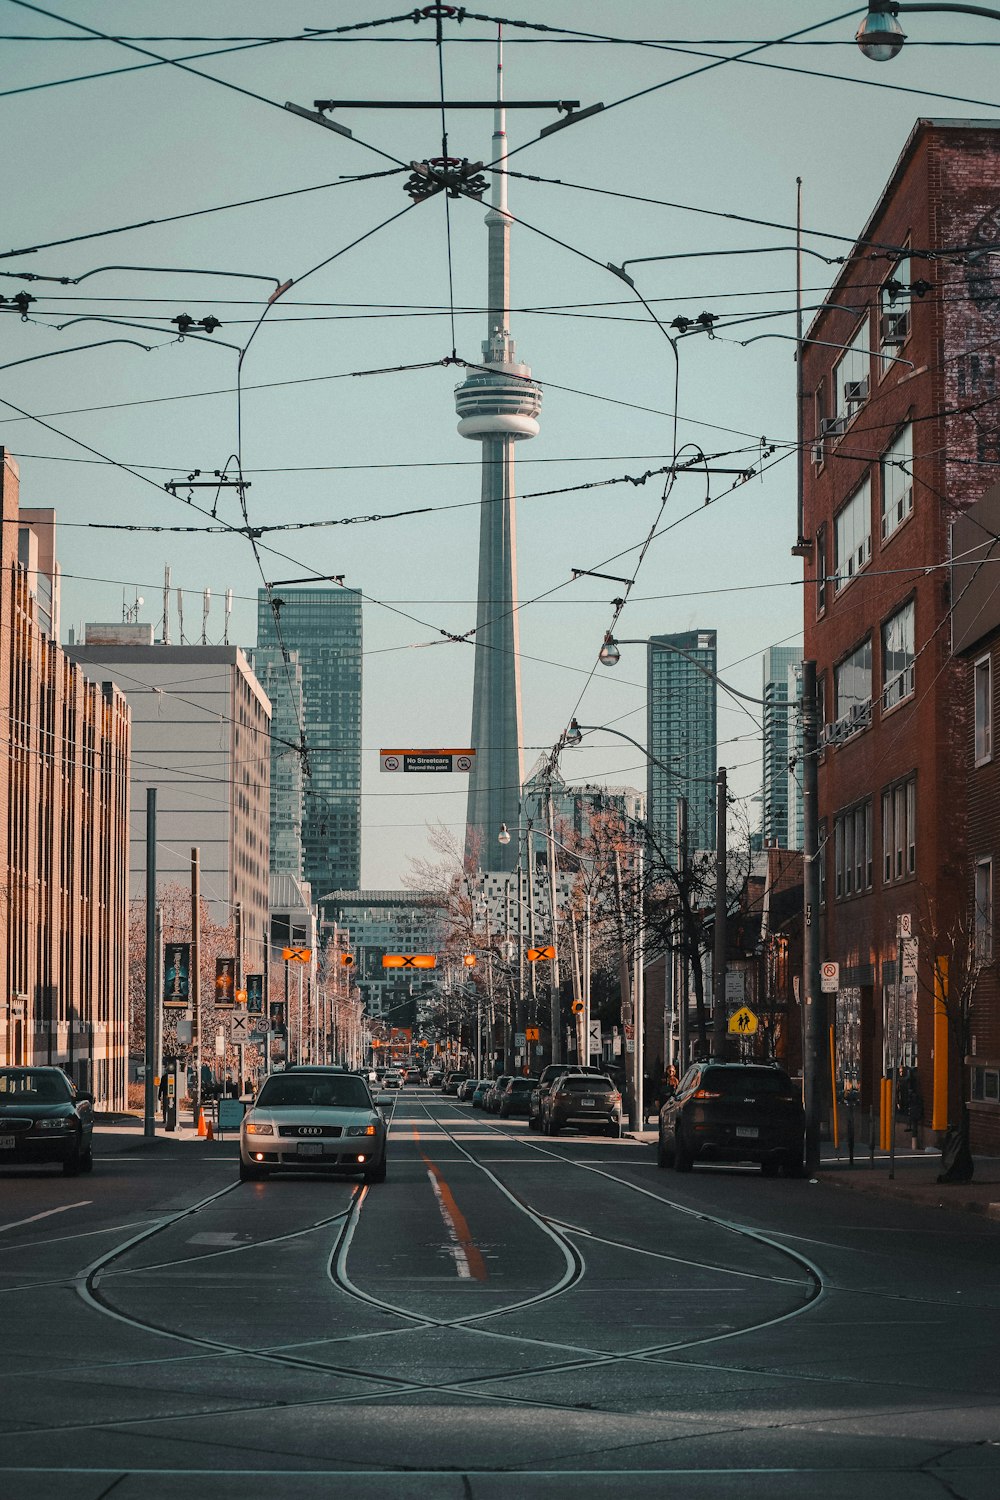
[37,1118,72,1130]
[244,1121,274,1136]
[346,1124,377,1137]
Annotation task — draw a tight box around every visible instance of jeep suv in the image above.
[657,1062,805,1176]
[528,1063,607,1131]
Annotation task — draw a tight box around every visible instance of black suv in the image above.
[528,1064,607,1131]
[657,1062,805,1176]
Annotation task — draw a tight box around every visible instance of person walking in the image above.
[907,1070,924,1151]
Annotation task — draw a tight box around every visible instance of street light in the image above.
[856,2,1000,62]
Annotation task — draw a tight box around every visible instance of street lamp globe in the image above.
[598,633,621,667]
[498,823,511,846]
[856,10,906,60]
[565,719,583,748]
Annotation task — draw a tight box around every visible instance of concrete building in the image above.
[320,890,447,1026]
[647,631,717,867]
[255,587,362,896]
[1,452,131,1107]
[952,481,1000,1154]
[67,631,271,972]
[802,119,1000,1136]
[455,41,541,873]
[762,645,803,850]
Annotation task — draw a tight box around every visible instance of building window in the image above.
[880,257,911,371]
[816,526,827,617]
[974,653,992,765]
[834,801,872,900]
[834,638,872,726]
[881,424,913,541]
[971,1066,1000,1102]
[975,857,993,961]
[832,319,871,426]
[882,774,916,883]
[882,599,915,711]
[834,479,872,592]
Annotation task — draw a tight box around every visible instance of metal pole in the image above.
[676,796,688,1069]
[889,921,903,1180]
[143,789,157,1138]
[191,847,201,1124]
[584,889,592,1063]
[634,830,645,1128]
[263,920,271,1077]
[712,767,728,1060]
[545,787,562,1066]
[154,904,163,1091]
[613,848,636,1129]
[801,659,822,1172]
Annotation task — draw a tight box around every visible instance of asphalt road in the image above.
[2,1088,999,1499]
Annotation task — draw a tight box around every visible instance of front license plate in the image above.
[296,1141,323,1156]
[0,1135,14,1150]
[735,1126,759,1139]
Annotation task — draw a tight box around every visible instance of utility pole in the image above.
[713,767,728,1060]
[801,660,822,1171]
[676,796,689,1070]
[234,901,244,1098]
[143,789,157,1138]
[545,785,562,1066]
[190,847,201,1123]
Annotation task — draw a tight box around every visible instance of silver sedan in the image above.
[239,1068,388,1184]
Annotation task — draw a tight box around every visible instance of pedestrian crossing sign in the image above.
[728,1006,758,1035]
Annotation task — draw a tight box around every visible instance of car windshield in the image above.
[702,1069,795,1097]
[561,1077,614,1093]
[255,1076,373,1110]
[0,1070,71,1103]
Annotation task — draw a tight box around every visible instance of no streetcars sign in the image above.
[380,749,476,773]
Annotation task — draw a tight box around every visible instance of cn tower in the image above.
[455,35,541,873]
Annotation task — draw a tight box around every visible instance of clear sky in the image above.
[4,1,999,886]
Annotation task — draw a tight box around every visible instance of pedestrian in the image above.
[157,1068,168,1121]
[907,1069,924,1151]
[665,1063,679,1095]
[223,1073,238,1098]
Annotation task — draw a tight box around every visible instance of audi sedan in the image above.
[0,1067,95,1175]
[239,1067,388,1183]
[657,1061,805,1176]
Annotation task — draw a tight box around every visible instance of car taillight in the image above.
[693,1088,722,1099]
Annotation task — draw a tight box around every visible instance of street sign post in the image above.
[820,961,840,993]
[728,1006,758,1036]
[525,1025,540,1041]
[382,954,437,969]
[527,946,555,962]
[282,947,312,964]
[232,1013,250,1042]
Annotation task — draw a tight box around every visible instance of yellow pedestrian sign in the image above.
[728,1006,758,1036]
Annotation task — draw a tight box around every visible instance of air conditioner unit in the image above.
[849,700,870,726]
[821,415,847,438]
[844,378,869,405]
[880,312,908,346]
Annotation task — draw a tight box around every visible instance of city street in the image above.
[2,1088,999,1499]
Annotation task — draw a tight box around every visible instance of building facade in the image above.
[1,452,131,1107]
[802,119,1000,1133]
[67,632,271,971]
[320,890,447,1026]
[255,587,362,895]
[762,645,803,850]
[647,631,717,867]
[250,645,305,882]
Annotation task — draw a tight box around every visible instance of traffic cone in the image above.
[205,1117,214,1142]
[197,1107,207,1137]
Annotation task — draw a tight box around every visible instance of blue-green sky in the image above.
[3,1,999,886]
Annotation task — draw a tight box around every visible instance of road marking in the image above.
[0,1202,91,1234]
[421,1153,488,1282]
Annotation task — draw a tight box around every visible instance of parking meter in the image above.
[164,1062,177,1132]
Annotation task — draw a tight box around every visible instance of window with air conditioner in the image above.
[882,598,915,711]
[834,479,872,591]
[833,320,871,423]
[974,653,992,765]
[880,257,911,371]
[881,424,913,541]
[834,638,872,727]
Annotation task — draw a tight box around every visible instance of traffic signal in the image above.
[463,954,476,967]
[340,953,355,967]
[571,999,585,1014]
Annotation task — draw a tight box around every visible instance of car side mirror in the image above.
[375,1093,395,1106]
[77,1091,94,1105]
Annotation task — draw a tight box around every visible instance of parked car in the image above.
[239,1065,387,1183]
[484,1075,512,1113]
[382,1070,403,1090]
[498,1077,538,1119]
[657,1061,805,1176]
[0,1066,95,1175]
[471,1079,492,1109]
[427,1067,444,1086]
[543,1073,622,1136]
[442,1072,469,1095]
[404,1067,422,1085]
[456,1077,480,1101]
[528,1064,608,1130]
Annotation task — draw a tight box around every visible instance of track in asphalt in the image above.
[0,1087,998,1499]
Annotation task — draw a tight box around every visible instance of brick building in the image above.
[1,452,132,1107]
[802,120,1000,1137]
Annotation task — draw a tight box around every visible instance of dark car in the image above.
[471,1080,492,1109]
[442,1072,469,1096]
[498,1077,538,1119]
[543,1073,622,1136]
[485,1075,512,1114]
[657,1062,805,1176]
[528,1063,608,1130]
[0,1067,95,1175]
[456,1077,481,1102]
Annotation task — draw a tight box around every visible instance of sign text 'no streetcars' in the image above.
[380,748,476,773]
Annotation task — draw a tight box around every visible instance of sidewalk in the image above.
[630,1126,1000,1220]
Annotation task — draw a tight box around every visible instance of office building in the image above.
[762,645,803,850]
[250,645,305,882]
[256,587,362,896]
[647,631,717,867]
[321,890,447,1026]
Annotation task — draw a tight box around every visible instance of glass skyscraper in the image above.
[256,588,362,896]
[762,645,804,850]
[647,631,717,868]
[250,645,306,882]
